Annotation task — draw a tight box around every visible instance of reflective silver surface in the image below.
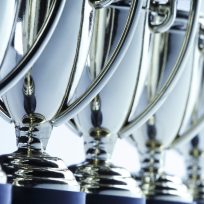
[67,0,198,198]
[0,0,95,190]
[125,2,201,201]
[0,0,142,191]
[177,19,204,202]
[0,0,65,96]
[68,0,151,197]
[119,0,200,138]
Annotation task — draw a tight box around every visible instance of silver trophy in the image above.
[0,0,140,191]
[171,19,204,202]
[120,0,201,202]
[0,1,66,186]
[67,0,199,199]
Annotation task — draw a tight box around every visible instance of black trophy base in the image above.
[12,186,85,204]
[0,183,12,204]
[86,193,145,204]
[147,199,195,204]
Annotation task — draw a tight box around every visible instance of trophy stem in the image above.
[85,128,114,163]
[73,127,143,197]
[141,147,164,196]
[187,138,204,202]
[140,139,192,202]
[0,117,79,191]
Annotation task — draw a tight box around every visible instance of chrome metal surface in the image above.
[0,0,142,191]
[52,0,143,126]
[122,1,201,201]
[119,0,201,139]
[0,0,65,97]
[140,149,192,201]
[68,0,150,197]
[66,0,198,198]
[186,137,204,201]
[140,148,192,202]
[171,18,204,148]
[74,160,142,197]
[89,0,115,9]
[149,0,178,33]
[0,0,95,190]
[0,1,18,68]
[176,20,204,202]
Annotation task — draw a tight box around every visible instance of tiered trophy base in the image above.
[71,160,144,198]
[140,149,193,204]
[142,173,193,204]
[0,149,79,191]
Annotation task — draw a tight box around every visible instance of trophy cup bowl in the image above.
[0,0,65,97]
[66,0,199,203]
[0,0,141,193]
[121,1,201,203]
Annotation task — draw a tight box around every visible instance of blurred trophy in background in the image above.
[0,0,141,195]
[67,0,200,203]
[173,19,204,203]
[120,0,201,203]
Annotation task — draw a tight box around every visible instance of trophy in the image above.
[171,20,204,203]
[67,0,200,203]
[0,0,141,193]
[117,1,202,203]
[0,1,68,204]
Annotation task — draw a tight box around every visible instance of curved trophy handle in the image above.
[89,0,115,9]
[170,115,204,148]
[119,0,201,139]
[149,0,177,33]
[0,0,65,121]
[51,0,143,126]
[171,24,204,148]
[0,1,65,103]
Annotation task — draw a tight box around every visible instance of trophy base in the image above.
[86,193,145,204]
[71,160,143,198]
[0,149,79,191]
[0,184,12,204]
[12,186,85,204]
[141,173,192,203]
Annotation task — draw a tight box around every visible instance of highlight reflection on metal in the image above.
[119,0,200,139]
[68,0,151,197]
[0,0,65,188]
[125,1,201,201]
[170,20,204,148]
[0,0,141,191]
[0,0,65,96]
[67,0,199,199]
[177,21,204,202]
[0,0,95,190]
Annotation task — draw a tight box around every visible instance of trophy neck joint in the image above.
[187,146,204,201]
[84,127,115,162]
[15,119,52,153]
